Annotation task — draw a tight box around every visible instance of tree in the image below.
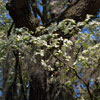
[0,0,100,100]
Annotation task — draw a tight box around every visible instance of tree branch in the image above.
[47,50,93,100]
[42,0,48,24]
[7,22,14,37]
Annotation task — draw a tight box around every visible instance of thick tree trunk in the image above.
[6,0,39,32]
[29,68,47,100]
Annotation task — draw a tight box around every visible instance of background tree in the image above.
[0,0,100,100]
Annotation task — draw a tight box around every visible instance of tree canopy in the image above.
[0,0,100,100]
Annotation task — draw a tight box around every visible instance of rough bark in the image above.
[58,0,100,22]
[6,0,39,32]
[29,68,47,100]
[6,0,100,29]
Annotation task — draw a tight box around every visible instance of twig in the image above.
[7,22,27,100]
[14,51,27,100]
[47,50,93,100]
